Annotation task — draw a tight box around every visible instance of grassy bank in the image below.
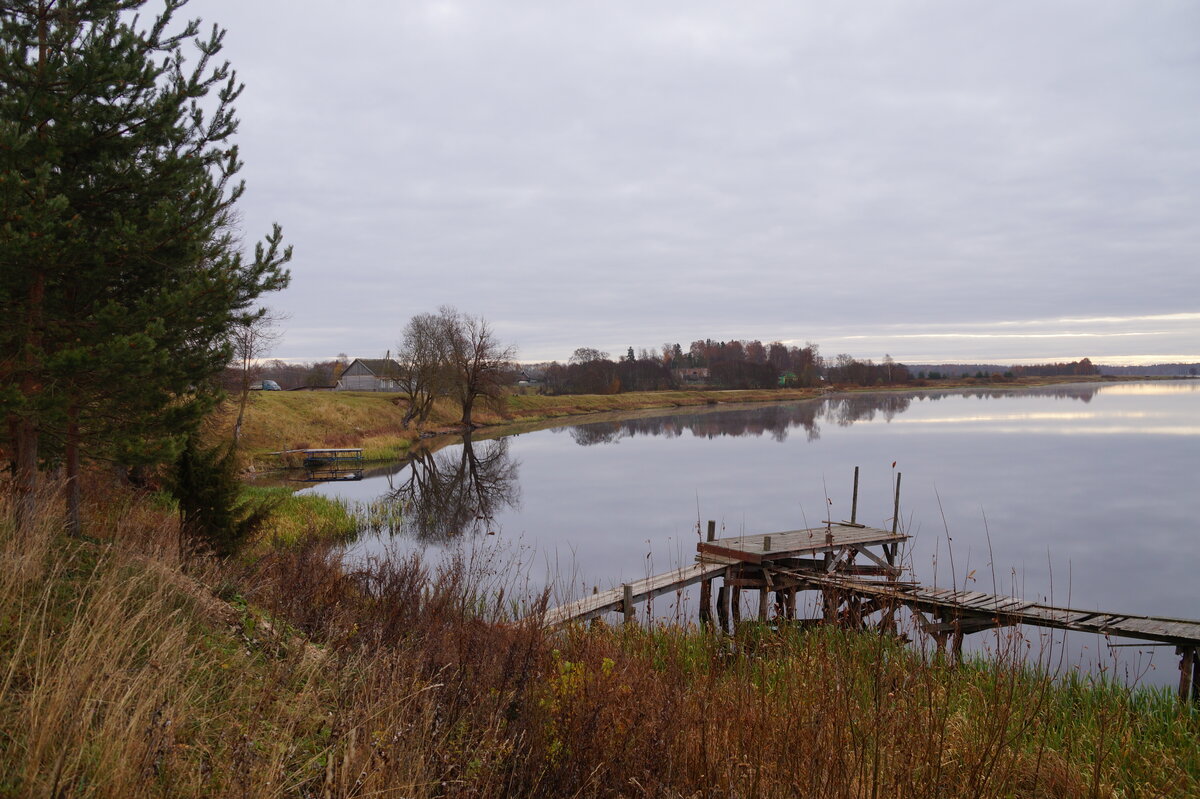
[218,376,1124,468]
[2,485,1198,798]
[213,387,829,467]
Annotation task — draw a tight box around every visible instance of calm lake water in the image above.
[303,381,1200,687]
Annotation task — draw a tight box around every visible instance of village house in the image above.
[335,358,403,391]
[671,366,710,384]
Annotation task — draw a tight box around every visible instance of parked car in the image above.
[262,379,282,391]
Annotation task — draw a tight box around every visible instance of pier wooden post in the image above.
[951,619,965,666]
[698,585,713,627]
[1179,647,1197,702]
[731,586,742,626]
[932,611,949,657]
[889,472,902,567]
[850,466,859,525]
[774,589,791,622]
[879,597,897,635]
[822,589,836,624]
[699,521,716,628]
[758,587,768,622]
[717,584,730,633]
[622,584,634,625]
[786,587,797,620]
[589,586,601,629]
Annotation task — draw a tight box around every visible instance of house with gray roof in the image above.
[335,358,402,391]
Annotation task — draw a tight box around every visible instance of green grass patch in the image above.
[242,485,360,548]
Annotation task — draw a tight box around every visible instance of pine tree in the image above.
[173,435,275,558]
[0,0,291,533]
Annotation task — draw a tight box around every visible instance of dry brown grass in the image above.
[2,481,1197,798]
[215,388,828,466]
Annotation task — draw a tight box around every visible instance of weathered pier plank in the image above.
[538,562,730,627]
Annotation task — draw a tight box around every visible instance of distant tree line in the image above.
[911,358,1099,380]
[229,357,351,391]
[534,339,912,395]
[1096,362,1200,377]
[825,353,911,387]
[540,349,675,395]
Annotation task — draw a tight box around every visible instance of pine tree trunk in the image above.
[19,8,48,536]
[65,402,81,537]
[15,272,46,536]
[14,418,38,536]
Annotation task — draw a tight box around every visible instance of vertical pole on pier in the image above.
[731,586,743,626]
[850,466,860,525]
[699,521,716,628]
[758,587,769,622]
[717,584,730,634]
[951,620,965,666]
[888,471,903,567]
[823,589,837,624]
[1179,647,1196,703]
[786,587,797,620]
[773,590,788,622]
[623,584,634,625]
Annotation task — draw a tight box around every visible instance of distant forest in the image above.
[1095,363,1200,377]
[234,343,1196,396]
[909,360,1200,379]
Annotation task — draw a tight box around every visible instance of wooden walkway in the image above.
[792,571,1200,647]
[537,527,1200,700]
[540,562,729,627]
[533,522,906,627]
[533,470,1200,700]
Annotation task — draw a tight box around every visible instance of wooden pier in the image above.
[534,469,1200,702]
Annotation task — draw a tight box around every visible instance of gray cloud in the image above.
[190,0,1200,363]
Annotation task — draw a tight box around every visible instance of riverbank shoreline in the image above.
[222,375,1143,472]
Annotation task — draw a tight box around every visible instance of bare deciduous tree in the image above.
[569,347,608,365]
[397,312,451,427]
[438,306,516,428]
[231,309,287,444]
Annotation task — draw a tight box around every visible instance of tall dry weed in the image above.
[1,480,1197,797]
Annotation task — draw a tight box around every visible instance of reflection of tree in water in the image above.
[560,385,1104,447]
[911,386,1100,404]
[565,404,824,445]
[384,436,520,543]
[823,394,914,427]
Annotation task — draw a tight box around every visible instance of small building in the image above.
[672,367,710,384]
[517,368,544,387]
[336,358,402,391]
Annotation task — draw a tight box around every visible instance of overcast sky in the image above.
[188,0,1199,365]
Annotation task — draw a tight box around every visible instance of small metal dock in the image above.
[302,448,363,481]
[266,448,365,481]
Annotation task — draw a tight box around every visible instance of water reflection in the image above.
[560,384,1104,446]
[319,380,1198,687]
[377,435,520,542]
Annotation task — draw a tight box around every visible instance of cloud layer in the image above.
[191,0,1200,363]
